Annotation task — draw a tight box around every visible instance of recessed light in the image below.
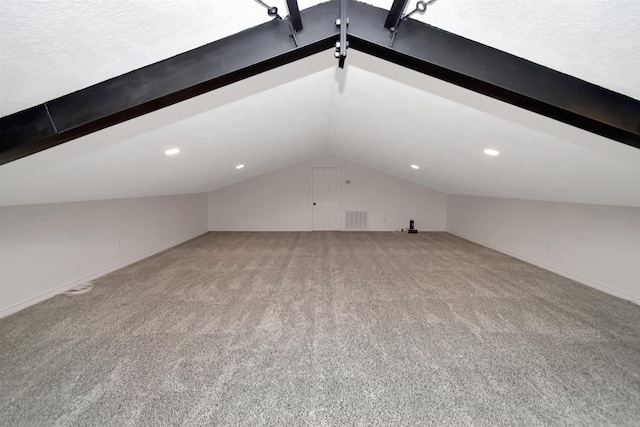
[236,164,245,169]
[164,148,180,156]
[411,164,420,170]
[484,148,500,156]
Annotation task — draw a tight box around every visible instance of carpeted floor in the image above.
[1,231,639,426]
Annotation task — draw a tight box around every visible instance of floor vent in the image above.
[345,211,368,230]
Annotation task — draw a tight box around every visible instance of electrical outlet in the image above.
[116,242,121,251]
[549,243,554,252]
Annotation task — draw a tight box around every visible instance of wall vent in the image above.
[345,211,368,230]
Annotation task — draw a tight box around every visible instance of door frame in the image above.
[310,166,343,231]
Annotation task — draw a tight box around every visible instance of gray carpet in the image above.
[1,232,639,426]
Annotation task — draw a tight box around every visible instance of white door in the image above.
[312,167,341,230]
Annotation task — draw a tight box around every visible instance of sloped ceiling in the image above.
[1,0,639,207]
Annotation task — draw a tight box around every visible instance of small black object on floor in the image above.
[403,219,418,233]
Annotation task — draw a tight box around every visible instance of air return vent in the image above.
[345,211,368,230]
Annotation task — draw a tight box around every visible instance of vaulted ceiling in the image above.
[1,0,639,207]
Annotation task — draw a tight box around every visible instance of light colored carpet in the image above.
[1,231,639,426]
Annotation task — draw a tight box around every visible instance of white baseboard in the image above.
[208,228,447,232]
[448,231,638,305]
[0,231,209,319]
[208,228,313,232]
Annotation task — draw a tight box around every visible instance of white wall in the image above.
[208,154,447,232]
[447,195,640,303]
[0,193,208,317]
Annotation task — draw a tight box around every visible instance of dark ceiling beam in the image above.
[0,2,339,165]
[347,1,640,149]
[336,0,348,68]
[1,0,639,166]
[384,0,409,30]
[286,0,303,32]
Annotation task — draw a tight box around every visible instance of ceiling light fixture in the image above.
[236,164,245,169]
[164,148,180,156]
[411,164,420,170]
[484,148,500,156]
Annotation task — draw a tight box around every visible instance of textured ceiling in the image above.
[0,1,639,207]
[399,0,640,100]
[1,0,638,116]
